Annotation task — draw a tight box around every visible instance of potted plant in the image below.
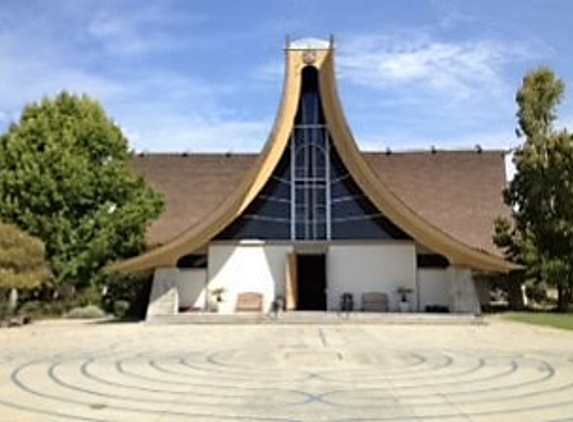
[396,287,413,312]
[208,287,226,312]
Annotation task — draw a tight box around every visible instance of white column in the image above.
[146,268,180,319]
[448,265,481,314]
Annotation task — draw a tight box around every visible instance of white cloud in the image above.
[86,3,197,56]
[256,60,284,82]
[338,34,533,100]
[0,38,124,116]
[126,115,269,153]
[103,66,272,151]
[434,2,476,30]
[360,127,519,152]
[0,15,267,153]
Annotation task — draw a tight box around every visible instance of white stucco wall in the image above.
[417,269,450,311]
[327,244,416,312]
[207,242,293,313]
[177,269,208,309]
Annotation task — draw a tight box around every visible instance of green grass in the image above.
[504,312,573,331]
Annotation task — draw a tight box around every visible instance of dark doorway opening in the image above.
[296,254,326,310]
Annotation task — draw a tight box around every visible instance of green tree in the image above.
[0,92,164,290]
[0,220,49,289]
[0,221,50,313]
[494,67,573,311]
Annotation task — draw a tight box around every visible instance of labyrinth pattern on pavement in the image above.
[0,325,573,421]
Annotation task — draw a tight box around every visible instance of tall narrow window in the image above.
[291,66,329,240]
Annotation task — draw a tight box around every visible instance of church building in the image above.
[111,38,516,318]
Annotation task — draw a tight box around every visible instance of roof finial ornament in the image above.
[285,33,290,50]
[329,34,335,49]
[302,50,316,65]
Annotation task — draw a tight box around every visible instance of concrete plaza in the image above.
[0,318,572,421]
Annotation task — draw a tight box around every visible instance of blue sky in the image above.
[0,0,572,154]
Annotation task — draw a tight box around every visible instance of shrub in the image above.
[101,273,152,319]
[0,301,11,321]
[70,285,103,308]
[17,299,79,320]
[113,300,130,318]
[66,305,106,319]
[17,300,43,319]
[526,283,551,305]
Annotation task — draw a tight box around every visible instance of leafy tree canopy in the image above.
[495,67,573,310]
[0,220,50,290]
[0,92,164,289]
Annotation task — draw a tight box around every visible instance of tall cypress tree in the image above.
[495,67,573,310]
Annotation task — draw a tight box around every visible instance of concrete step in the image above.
[147,311,484,325]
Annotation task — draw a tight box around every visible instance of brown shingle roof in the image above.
[132,149,508,257]
[364,150,509,256]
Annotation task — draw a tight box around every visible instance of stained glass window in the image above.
[216,66,410,241]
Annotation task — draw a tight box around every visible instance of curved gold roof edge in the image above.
[318,49,516,272]
[110,42,517,273]
[110,48,304,272]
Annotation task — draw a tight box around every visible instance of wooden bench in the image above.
[235,292,263,312]
[361,292,389,312]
